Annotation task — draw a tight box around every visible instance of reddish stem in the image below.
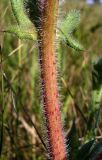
[37,0,67,159]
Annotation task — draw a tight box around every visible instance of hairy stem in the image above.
[37,0,67,159]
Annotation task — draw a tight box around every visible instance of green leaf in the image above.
[59,10,84,51]
[10,0,32,27]
[61,10,80,35]
[4,26,37,40]
[66,35,84,51]
[5,0,37,40]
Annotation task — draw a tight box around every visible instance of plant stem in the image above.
[37,0,67,159]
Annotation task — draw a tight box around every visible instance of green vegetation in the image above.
[0,0,102,159]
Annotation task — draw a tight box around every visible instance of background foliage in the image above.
[0,0,102,159]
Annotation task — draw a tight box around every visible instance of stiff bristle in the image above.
[24,0,46,28]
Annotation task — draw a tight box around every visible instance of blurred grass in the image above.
[0,0,102,159]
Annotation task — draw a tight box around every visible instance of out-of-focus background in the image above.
[0,0,102,159]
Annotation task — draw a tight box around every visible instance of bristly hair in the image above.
[24,0,46,28]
